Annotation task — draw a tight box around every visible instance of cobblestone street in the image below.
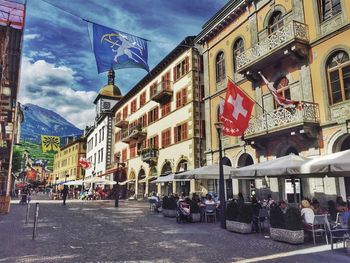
[0,196,348,263]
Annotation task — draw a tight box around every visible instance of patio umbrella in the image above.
[84,177,116,185]
[174,164,232,180]
[63,180,84,186]
[300,149,350,175]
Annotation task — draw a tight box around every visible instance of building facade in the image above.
[85,71,122,181]
[53,138,86,185]
[196,0,350,203]
[112,37,205,198]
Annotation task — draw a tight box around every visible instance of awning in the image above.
[84,177,116,185]
[174,164,232,180]
[152,173,191,183]
[119,179,136,186]
[63,180,84,186]
[138,176,157,183]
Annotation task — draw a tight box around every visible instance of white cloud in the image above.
[23,33,40,41]
[19,57,97,129]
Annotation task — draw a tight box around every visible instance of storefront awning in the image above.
[152,174,191,183]
[138,176,157,183]
[119,179,136,186]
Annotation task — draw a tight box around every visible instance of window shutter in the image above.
[174,127,177,143]
[155,135,159,148]
[155,107,159,120]
[176,92,181,108]
[185,56,189,73]
[183,123,188,140]
[173,67,177,81]
[182,88,187,105]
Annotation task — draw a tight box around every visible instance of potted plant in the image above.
[270,206,304,244]
[226,201,253,234]
[190,200,201,222]
[162,196,177,217]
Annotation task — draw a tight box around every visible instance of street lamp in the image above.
[214,122,226,229]
[55,176,59,193]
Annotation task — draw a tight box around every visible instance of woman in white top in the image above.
[301,200,315,228]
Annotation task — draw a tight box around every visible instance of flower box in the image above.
[270,227,304,244]
[226,220,252,234]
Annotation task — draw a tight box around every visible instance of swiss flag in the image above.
[220,80,254,136]
[79,158,91,169]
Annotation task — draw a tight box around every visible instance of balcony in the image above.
[236,20,309,78]
[115,118,128,128]
[151,81,173,104]
[121,125,147,143]
[244,102,320,139]
[140,147,159,165]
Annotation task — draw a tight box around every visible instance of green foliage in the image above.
[284,207,303,231]
[226,200,239,221]
[238,203,253,224]
[11,149,23,173]
[190,200,200,214]
[270,205,285,229]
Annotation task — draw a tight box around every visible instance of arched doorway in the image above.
[340,136,350,197]
[222,157,233,199]
[137,169,146,198]
[176,159,190,195]
[160,162,172,196]
[148,167,157,195]
[128,171,136,198]
[237,153,254,200]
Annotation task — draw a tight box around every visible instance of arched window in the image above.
[233,38,244,71]
[274,77,291,108]
[268,11,283,34]
[318,0,342,22]
[216,52,226,83]
[327,51,350,105]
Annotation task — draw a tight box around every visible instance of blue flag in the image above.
[92,23,149,73]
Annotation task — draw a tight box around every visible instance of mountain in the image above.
[20,103,83,144]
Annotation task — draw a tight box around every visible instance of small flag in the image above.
[220,80,254,136]
[91,23,149,73]
[79,157,91,169]
[259,72,299,108]
[41,135,60,153]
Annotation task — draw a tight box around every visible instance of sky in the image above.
[18,0,227,129]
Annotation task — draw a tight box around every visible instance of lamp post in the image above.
[55,176,59,193]
[214,122,226,229]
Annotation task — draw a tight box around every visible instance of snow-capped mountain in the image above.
[20,103,83,144]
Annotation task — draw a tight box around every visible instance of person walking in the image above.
[62,186,69,205]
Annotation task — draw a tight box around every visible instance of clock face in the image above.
[101,100,111,110]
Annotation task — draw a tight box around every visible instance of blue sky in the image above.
[19,0,226,128]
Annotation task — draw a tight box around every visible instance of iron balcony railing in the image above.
[245,101,319,137]
[236,20,309,72]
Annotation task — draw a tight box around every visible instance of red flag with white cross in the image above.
[220,79,254,136]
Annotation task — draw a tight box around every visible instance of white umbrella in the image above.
[301,149,350,175]
[63,180,84,186]
[84,176,116,185]
[174,164,232,180]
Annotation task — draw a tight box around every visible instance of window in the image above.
[140,91,146,107]
[131,99,137,113]
[161,102,171,117]
[138,114,147,128]
[174,56,189,81]
[176,88,187,108]
[274,77,291,109]
[216,52,225,83]
[174,123,188,143]
[161,71,171,90]
[95,134,97,146]
[147,135,159,148]
[233,38,244,71]
[101,126,105,141]
[161,129,171,148]
[122,106,128,120]
[148,107,159,124]
[318,0,341,22]
[327,51,350,105]
[101,148,103,162]
[150,82,158,98]
[268,11,283,34]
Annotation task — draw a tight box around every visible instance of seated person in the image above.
[279,200,288,214]
[341,203,350,227]
[149,192,161,212]
[301,199,315,230]
[205,194,216,205]
[311,198,324,214]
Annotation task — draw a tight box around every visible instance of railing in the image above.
[151,80,173,103]
[245,102,319,137]
[140,147,159,163]
[236,20,309,71]
[121,125,146,142]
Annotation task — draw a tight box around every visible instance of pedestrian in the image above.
[62,186,69,205]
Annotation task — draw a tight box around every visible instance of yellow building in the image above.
[196,0,350,203]
[53,138,86,185]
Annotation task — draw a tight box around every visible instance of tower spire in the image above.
[108,69,115,85]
